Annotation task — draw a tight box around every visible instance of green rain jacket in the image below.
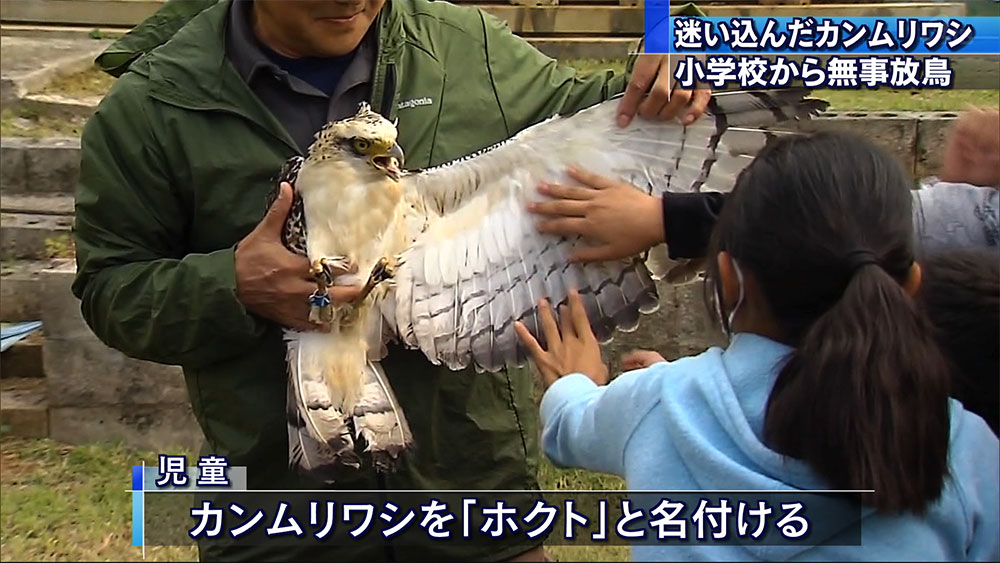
[73,1,701,560]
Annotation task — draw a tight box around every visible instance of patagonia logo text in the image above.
[397,97,434,110]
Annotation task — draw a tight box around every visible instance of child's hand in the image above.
[940,108,1000,187]
[515,290,609,390]
[529,167,664,263]
[621,349,666,371]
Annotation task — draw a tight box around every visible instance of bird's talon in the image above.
[357,257,396,303]
[311,256,353,286]
[309,256,352,325]
[368,257,395,286]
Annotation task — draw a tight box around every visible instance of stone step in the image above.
[1,331,44,379]
[1,193,75,215]
[0,212,74,260]
[0,377,48,438]
[1,261,46,322]
[0,260,55,322]
[0,23,129,40]
[35,261,203,451]
[21,92,101,121]
[0,35,111,106]
[1,136,81,194]
[2,258,203,451]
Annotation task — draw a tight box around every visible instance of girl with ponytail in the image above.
[516,131,999,561]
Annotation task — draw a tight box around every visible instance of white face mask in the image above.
[714,258,745,338]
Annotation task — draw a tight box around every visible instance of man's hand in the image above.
[529,167,665,263]
[617,54,711,128]
[514,290,609,390]
[621,349,666,371]
[940,108,1000,188]
[234,182,362,332]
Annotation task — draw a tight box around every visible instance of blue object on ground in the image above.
[0,321,43,353]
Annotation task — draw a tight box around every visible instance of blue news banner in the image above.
[641,8,1000,90]
[132,456,863,549]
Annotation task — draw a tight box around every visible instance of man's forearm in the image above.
[660,181,1000,262]
[75,249,268,369]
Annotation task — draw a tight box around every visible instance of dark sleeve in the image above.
[661,192,727,260]
[72,76,267,369]
[479,11,628,135]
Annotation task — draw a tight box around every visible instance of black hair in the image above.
[919,249,999,436]
[704,131,952,514]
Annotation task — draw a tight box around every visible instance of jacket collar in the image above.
[225,0,376,102]
[118,0,403,151]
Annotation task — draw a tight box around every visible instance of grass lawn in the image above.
[819,88,998,112]
[0,108,89,138]
[39,67,117,98]
[0,435,628,562]
[0,436,197,562]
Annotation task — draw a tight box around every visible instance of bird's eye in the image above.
[353,139,370,153]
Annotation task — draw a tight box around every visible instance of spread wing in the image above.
[385,88,829,372]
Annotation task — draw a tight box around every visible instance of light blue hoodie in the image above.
[540,333,999,561]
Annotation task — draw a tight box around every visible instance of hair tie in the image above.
[844,249,879,273]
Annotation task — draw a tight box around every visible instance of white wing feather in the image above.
[382,88,828,372]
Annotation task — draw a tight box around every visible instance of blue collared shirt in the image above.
[224,0,376,152]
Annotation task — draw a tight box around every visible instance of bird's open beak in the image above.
[371,142,405,182]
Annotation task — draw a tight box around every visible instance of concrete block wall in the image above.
[38,260,203,452]
[602,280,726,375]
[0,136,80,194]
[792,110,961,180]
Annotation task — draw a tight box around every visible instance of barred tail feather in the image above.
[351,361,414,472]
[619,262,661,317]
[286,379,348,484]
[285,333,360,483]
[710,88,830,127]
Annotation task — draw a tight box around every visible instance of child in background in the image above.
[623,248,1000,438]
[515,132,999,561]
[919,250,999,436]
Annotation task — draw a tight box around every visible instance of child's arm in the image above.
[951,412,1000,561]
[912,181,998,254]
[540,368,660,477]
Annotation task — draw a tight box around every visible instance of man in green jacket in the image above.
[73,0,708,560]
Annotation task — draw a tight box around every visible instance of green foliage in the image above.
[16,106,39,120]
[44,235,76,259]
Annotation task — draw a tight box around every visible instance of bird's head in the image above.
[306,102,405,181]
